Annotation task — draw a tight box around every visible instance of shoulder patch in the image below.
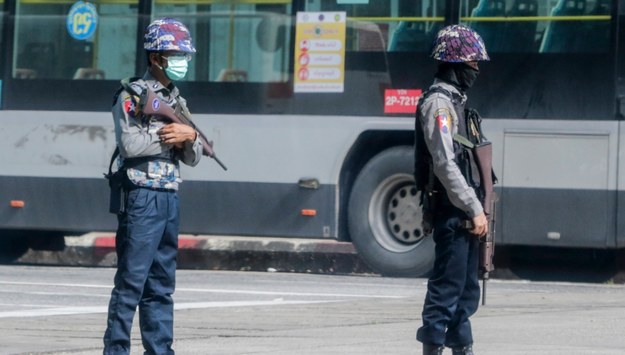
[123,94,140,117]
[434,108,452,134]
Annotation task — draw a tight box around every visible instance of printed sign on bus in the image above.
[66,1,98,40]
[294,12,346,93]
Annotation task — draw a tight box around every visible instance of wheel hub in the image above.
[387,184,422,244]
[368,173,426,253]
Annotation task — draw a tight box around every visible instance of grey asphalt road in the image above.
[0,265,624,355]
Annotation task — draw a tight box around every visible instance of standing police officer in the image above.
[414,25,490,355]
[103,18,202,355]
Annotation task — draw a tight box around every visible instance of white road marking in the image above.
[0,281,110,289]
[0,290,110,298]
[0,303,59,308]
[0,280,404,299]
[0,279,401,319]
[176,287,404,299]
[0,300,332,319]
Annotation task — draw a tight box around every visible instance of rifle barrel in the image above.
[213,155,228,171]
[482,276,488,306]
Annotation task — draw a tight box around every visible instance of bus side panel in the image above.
[179,181,336,238]
[499,127,616,248]
[483,119,619,249]
[617,121,625,249]
[0,176,114,232]
[0,175,336,239]
[501,187,615,248]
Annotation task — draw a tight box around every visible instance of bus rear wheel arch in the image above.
[347,146,434,277]
[0,230,65,263]
[0,231,30,263]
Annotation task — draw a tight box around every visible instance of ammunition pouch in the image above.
[104,147,122,214]
[105,169,126,214]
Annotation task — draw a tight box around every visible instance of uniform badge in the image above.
[435,108,452,134]
[123,95,140,117]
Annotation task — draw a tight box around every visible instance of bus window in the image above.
[501,0,539,52]
[583,0,611,52]
[0,1,4,78]
[311,0,444,53]
[13,0,139,80]
[461,0,611,53]
[540,0,586,53]
[466,0,508,52]
[152,0,292,83]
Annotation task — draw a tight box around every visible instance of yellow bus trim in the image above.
[348,15,610,22]
[19,0,291,4]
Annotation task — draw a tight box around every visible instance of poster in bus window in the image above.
[294,12,346,93]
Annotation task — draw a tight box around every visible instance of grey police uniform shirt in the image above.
[418,79,483,218]
[112,71,202,191]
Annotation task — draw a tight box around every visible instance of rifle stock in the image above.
[141,89,228,171]
[473,141,496,305]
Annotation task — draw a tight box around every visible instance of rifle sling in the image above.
[453,134,475,149]
[120,77,143,97]
[120,77,192,126]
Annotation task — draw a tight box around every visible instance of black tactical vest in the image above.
[414,86,484,207]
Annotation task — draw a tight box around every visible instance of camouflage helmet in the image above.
[144,18,196,53]
[430,25,489,62]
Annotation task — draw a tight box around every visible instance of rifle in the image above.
[473,141,496,306]
[135,84,227,171]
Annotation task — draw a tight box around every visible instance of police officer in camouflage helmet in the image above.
[414,25,490,355]
[103,18,202,355]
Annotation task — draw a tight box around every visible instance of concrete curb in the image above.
[15,234,625,282]
[17,233,377,275]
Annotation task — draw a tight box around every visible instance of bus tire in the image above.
[348,146,434,277]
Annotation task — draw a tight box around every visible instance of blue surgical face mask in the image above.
[163,56,189,81]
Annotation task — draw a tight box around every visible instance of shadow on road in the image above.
[493,246,624,284]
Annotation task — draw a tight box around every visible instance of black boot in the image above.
[423,343,444,355]
[452,345,474,355]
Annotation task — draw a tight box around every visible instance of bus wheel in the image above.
[348,146,434,277]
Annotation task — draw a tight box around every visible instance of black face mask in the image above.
[435,63,480,92]
[455,64,479,90]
